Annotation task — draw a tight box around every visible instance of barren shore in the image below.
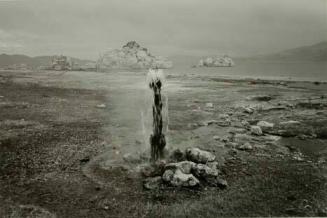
[0,70,326,217]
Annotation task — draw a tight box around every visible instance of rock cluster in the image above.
[196,55,234,67]
[143,148,227,190]
[97,41,172,70]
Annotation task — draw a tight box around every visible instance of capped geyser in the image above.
[147,68,166,162]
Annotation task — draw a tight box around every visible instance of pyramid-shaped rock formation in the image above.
[97,41,172,70]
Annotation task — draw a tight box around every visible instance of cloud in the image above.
[0,0,326,58]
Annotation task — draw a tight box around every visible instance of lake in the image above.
[166,59,327,82]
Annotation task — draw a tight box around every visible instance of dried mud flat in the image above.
[0,70,327,217]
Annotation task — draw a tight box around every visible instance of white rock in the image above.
[186,148,216,163]
[205,102,214,108]
[257,121,274,130]
[162,169,174,182]
[96,104,106,108]
[243,107,254,114]
[165,161,196,174]
[237,142,253,151]
[164,169,199,187]
[250,125,263,136]
[213,135,220,140]
[192,163,219,178]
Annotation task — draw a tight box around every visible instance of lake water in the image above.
[166,59,327,82]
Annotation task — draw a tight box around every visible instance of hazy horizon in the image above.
[0,0,326,60]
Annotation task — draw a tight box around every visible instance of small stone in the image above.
[243,107,254,114]
[186,148,216,163]
[241,120,250,128]
[79,156,90,164]
[213,135,220,140]
[216,178,228,188]
[96,104,106,108]
[257,121,274,131]
[250,125,263,136]
[218,114,229,119]
[205,102,214,108]
[143,176,162,190]
[249,95,273,101]
[228,127,246,134]
[220,135,231,143]
[225,142,238,148]
[237,142,253,151]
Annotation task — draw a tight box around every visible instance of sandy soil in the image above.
[0,70,326,217]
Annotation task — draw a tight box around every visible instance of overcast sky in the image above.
[0,0,326,59]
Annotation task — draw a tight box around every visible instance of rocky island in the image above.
[96,41,172,70]
[196,55,235,67]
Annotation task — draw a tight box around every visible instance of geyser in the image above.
[147,68,166,162]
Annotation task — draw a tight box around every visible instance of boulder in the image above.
[250,125,263,136]
[192,163,219,179]
[163,169,199,187]
[165,161,196,174]
[186,148,216,163]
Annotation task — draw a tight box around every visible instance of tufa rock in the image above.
[197,55,235,67]
[97,41,172,70]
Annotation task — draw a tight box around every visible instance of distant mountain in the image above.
[0,54,94,68]
[255,41,327,62]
